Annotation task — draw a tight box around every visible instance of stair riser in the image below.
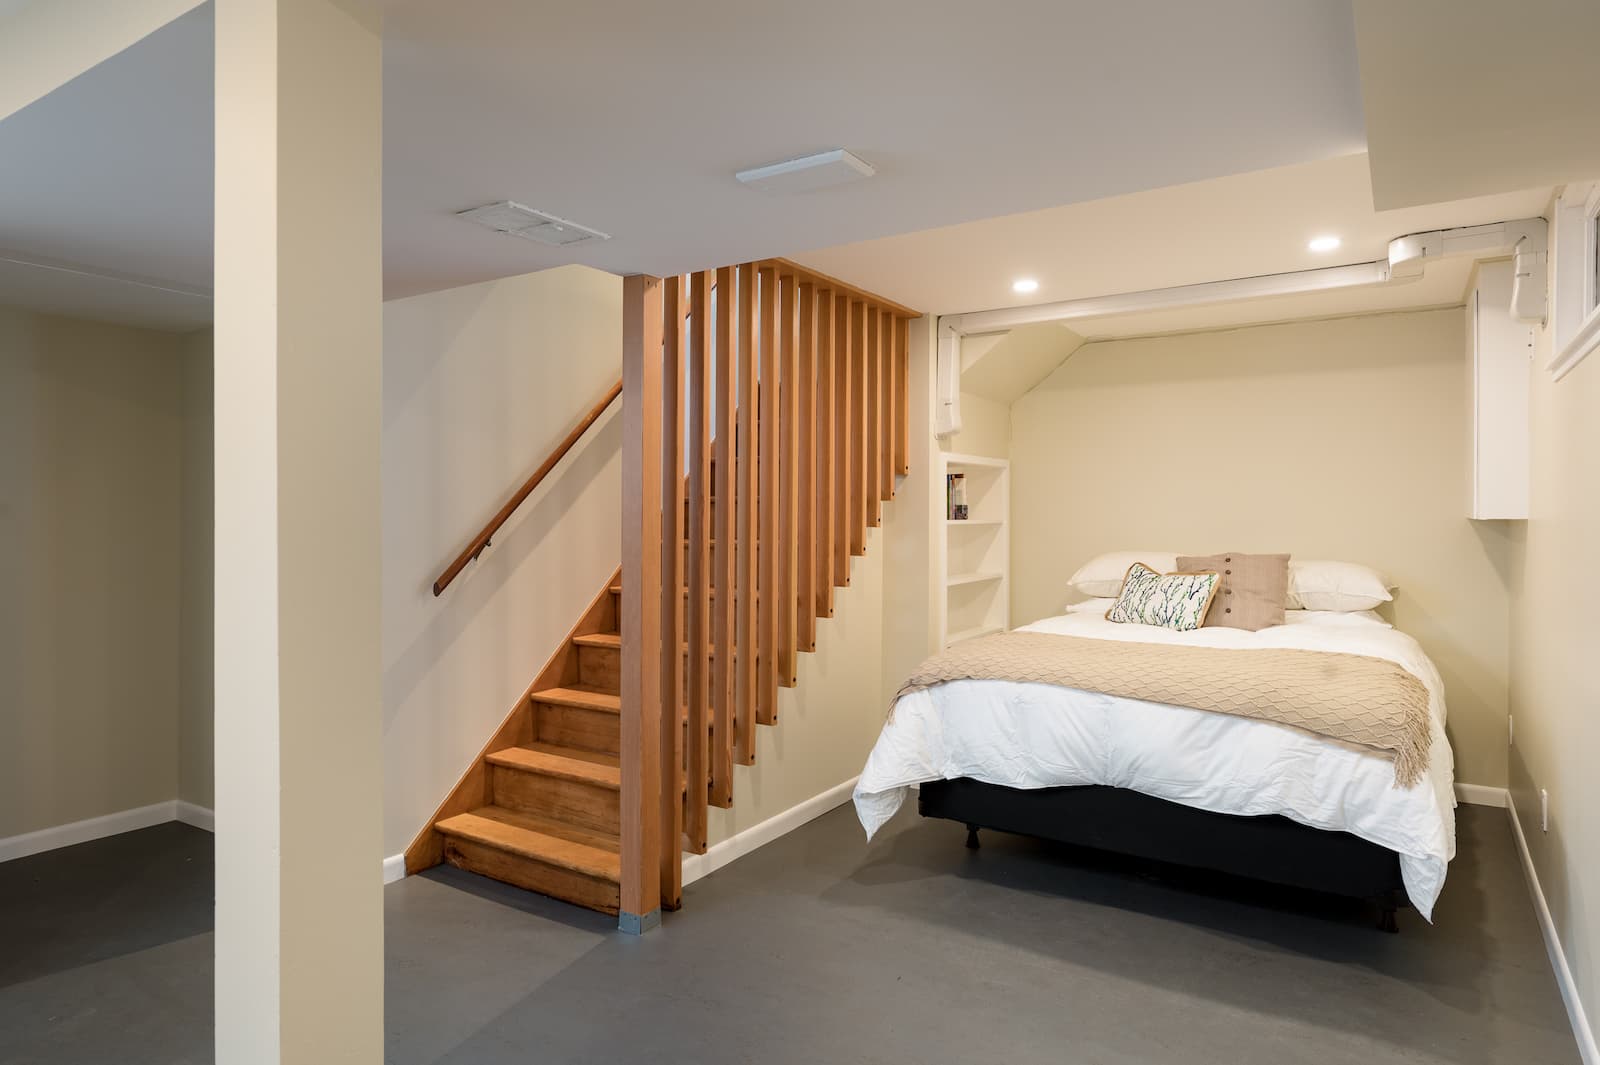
[491,765,619,835]
[535,703,620,755]
[576,645,620,692]
[442,837,619,916]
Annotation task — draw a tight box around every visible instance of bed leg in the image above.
[1377,893,1400,934]
[965,824,980,850]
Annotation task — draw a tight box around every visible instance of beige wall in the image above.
[1507,285,1600,1034]
[178,329,213,809]
[705,532,887,845]
[0,306,184,837]
[1009,308,1512,787]
[382,265,624,856]
[882,316,942,699]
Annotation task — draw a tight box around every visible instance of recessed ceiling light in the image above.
[1012,278,1040,294]
[1308,235,1341,253]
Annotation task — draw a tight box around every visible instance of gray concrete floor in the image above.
[0,803,1580,1065]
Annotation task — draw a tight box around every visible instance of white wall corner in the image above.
[683,776,859,888]
[175,800,215,832]
[1506,794,1599,1065]
[1454,783,1509,808]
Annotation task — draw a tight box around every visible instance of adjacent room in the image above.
[2,1,1597,1063]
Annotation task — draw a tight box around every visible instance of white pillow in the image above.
[1065,597,1118,614]
[1068,551,1179,598]
[1286,560,1394,612]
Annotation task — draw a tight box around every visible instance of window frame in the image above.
[1548,181,1600,380]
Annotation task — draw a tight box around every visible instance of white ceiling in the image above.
[1354,0,1600,210]
[376,0,1365,298]
[0,2,212,329]
[1,0,1371,328]
[795,152,1552,317]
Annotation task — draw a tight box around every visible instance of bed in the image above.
[853,606,1457,927]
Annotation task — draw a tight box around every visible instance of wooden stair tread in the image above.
[487,743,621,789]
[572,632,621,649]
[436,807,620,882]
[533,685,621,713]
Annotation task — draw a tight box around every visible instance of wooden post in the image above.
[710,267,736,806]
[659,277,687,895]
[797,282,817,652]
[685,272,713,840]
[850,300,867,556]
[834,292,852,584]
[895,315,910,476]
[777,274,799,686]
[866,306,882,527]
[621,273,664,933]
[815,289,835,618]
[734,264,757,764]
[756,266,779,724]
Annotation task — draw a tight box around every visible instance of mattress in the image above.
[853,610,1457,919]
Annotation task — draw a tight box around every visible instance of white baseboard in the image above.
[0,800,179,864]
[1506,792,1599,1065]
[1455,782,1508,808]
[383,853,407,885]
[175,800,215,832]
[682,775,859,888]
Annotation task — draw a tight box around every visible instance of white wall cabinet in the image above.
[1466,260,1533,519]
[938,453,1009,647]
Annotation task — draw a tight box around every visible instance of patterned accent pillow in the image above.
[1104,562,1221,632]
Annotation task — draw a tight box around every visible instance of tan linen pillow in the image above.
[1176,552,1289,631]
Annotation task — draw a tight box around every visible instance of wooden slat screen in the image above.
[621,262,917,913]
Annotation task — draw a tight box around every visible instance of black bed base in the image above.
[918,778,1409,931]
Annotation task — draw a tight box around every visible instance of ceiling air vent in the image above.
[456,201,610,246]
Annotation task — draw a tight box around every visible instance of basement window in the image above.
[1548,181,1600,380]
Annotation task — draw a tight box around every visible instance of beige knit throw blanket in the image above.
[896,632,1432,788]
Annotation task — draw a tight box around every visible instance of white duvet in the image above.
[853,610,1457,919]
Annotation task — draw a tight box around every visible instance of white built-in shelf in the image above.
[946,623,1005,646]
[946,571,1003,588]
[943,453,1009,469]
[939,451,1010,649]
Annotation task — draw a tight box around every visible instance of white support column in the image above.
[213,1,383,1062]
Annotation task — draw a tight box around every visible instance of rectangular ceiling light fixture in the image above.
[455,201,610,246]
[736,149,875,194]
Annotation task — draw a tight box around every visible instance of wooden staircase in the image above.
[408,258,916,923]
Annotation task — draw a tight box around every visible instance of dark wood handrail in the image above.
[433,378,623,596]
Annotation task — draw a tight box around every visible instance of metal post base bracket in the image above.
[618,908,661,936]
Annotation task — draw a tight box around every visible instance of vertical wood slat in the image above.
[710,267,736,805]
[866,306,882,528]
[895,315,909,476]
[733,263,757,766]
[777,274,799,686]
[879,309,894,502]
[621,273,665,923]
[815,289,835,617]
[834,292,852,583]
[661,278,689,864]
[849,299,867,556]
[797,282,817,652]
[684,272,711,848]
[756,267,779,724]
